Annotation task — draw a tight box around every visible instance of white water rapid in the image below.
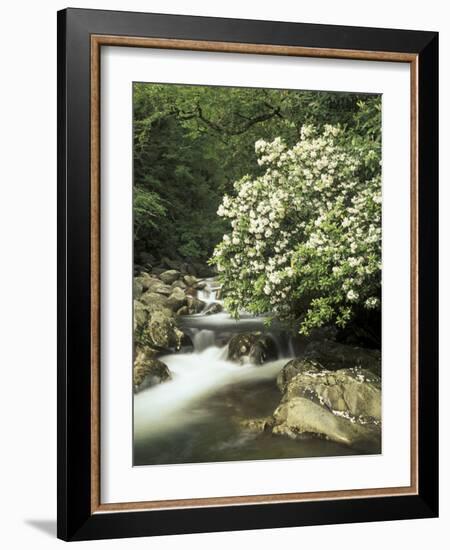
[134,278,293,444]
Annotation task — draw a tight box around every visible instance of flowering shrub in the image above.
[211,125,381,334]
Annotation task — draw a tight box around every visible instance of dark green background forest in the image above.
[133,83,381,267]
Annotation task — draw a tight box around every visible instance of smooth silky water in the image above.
[133,279,357,466]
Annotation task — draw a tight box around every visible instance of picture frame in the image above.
[57,7,438,541]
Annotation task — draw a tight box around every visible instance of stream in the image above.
[133,278,356,466]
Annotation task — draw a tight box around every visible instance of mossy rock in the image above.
[159,269,181,284]
[228,332,277,365]
[145,310,183,350]
[272,397,380,450]
[276,358,322,392]
[133,300,149,332]
[304,340,381,376]
[183,275,198,287]
[203,302,223,315]
[133,350,172,392]
[139,291,170,311]
[186,295,206,314]
[166,287,188,312]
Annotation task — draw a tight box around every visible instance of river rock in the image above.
[134,300,148,332]
[160,269,181,284]
[139,291,170,312]
[228,332,277,365]
[203,302,223,315]
[194,281,207,290]
[272,397,380,449]
[145,309,184,350]
[186,295,206,314]
[180,332,194,350]
[134,274,150,291]
[272,361,381,449]
[135,273,172,295]
[283,367,381,420]
[171,279,187,290]
[133,278,144,299]
[177,305,190,316]
[160,257,186,272]
[133,350,172,392]
[240,417,274,434]
[249,336,277,364]
[277,359,322,392]
[185,263,197,276]
[166,287,188,311]
[228,333,258,363]
[151,281,173,296]
[303,340,381,376]
[192,262,215,278]
[183,274,198,287]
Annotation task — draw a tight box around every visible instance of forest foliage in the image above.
[134,83,381,338]
[211,126,381,336]
[134,83,380,262]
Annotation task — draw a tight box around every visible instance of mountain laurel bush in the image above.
[211,125,381,334]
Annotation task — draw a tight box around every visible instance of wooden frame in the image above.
[58,8,438,541]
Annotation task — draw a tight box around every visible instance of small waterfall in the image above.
[134,276,297,444]
[197,277,223,306]
[192,329,216,352]
[133,277,363,465]
[133,347,288,442]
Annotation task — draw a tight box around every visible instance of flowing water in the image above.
[133,278,357,466]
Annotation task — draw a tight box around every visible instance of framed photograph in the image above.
[57,8,438,541]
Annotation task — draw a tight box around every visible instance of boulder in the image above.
[161,257,184,271]
[166,287,188,311]
[133,300,148,332]
[135,274,174,296]
[135,273,159,292]
[159,269,181,284]
[139,291,170,312]
[133,278,144,299]
[147,280,173,296]
[203,302,223,315]
[183,274,198,287]
[194,281,207,290]
[248,335,277,365]
[186,295,206,314]
[272,397,380,449]
[228,332,277,365]
[303,340,381,376]
[145,309,184,350]
[282,367,381,420]
[192,262,215,278]
[240,417,274,434]
[177,305,190,316]
[133,350,171,392]
[171,280,187,290]
[180,332,194,350]
[185,263,197,276]
[228,333,258,363]
[276,359,321,392]
[272,360,381,450]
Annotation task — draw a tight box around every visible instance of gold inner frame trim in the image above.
[90,34,419,514]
